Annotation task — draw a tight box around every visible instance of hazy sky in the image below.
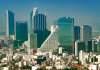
[0,0,100,32]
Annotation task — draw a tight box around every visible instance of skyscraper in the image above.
[80,25,92,42]
[34,13,47,32]
[87,40,93,52]
[30,8,38,33]
[6,10,15,39]
[28,8,39,49]
[15,21,28,41]
[56,17,74,53]
[30,11,50,48]
[80,25,92,52]
[74,26,80,41]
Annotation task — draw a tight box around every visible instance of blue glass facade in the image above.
[6,10,15,36]
[16,21,28,41]
[56,17,74,53]
[33,13,50,48]
[36,31,50,48]
[34,14,46,32]
[74,26,80,41]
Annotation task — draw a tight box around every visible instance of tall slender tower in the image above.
[30,8,38,33]
[33,13,49,48]
[29,8,38,49]
[6,10,15,39]
[80,25,92,52]
[74,26,80,41]
[29,8,50,49]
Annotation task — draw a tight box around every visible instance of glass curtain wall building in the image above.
[15,21,28,41]
[74,26,80,41]
[56,17,74,53]
[33,13,50,48]
[6,10,15,39]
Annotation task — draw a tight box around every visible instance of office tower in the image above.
[30,8,38,33]
[74,26,80,41]
[56,17,74,53]
[80,25,92,52]
[33,13,50,48]
[28,8,38,49]
[80,25,92,42]
[15,21,28,41]
[6,10,15,39]
[30,8,50,48]
[34,13,47,32]
[87,40,93,52]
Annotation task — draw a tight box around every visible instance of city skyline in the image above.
[0,0,100,33]
[0,0,100,69]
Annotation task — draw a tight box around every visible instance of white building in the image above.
[39,25,59,52]
[75,40,79,56]
[79,50,89,65]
